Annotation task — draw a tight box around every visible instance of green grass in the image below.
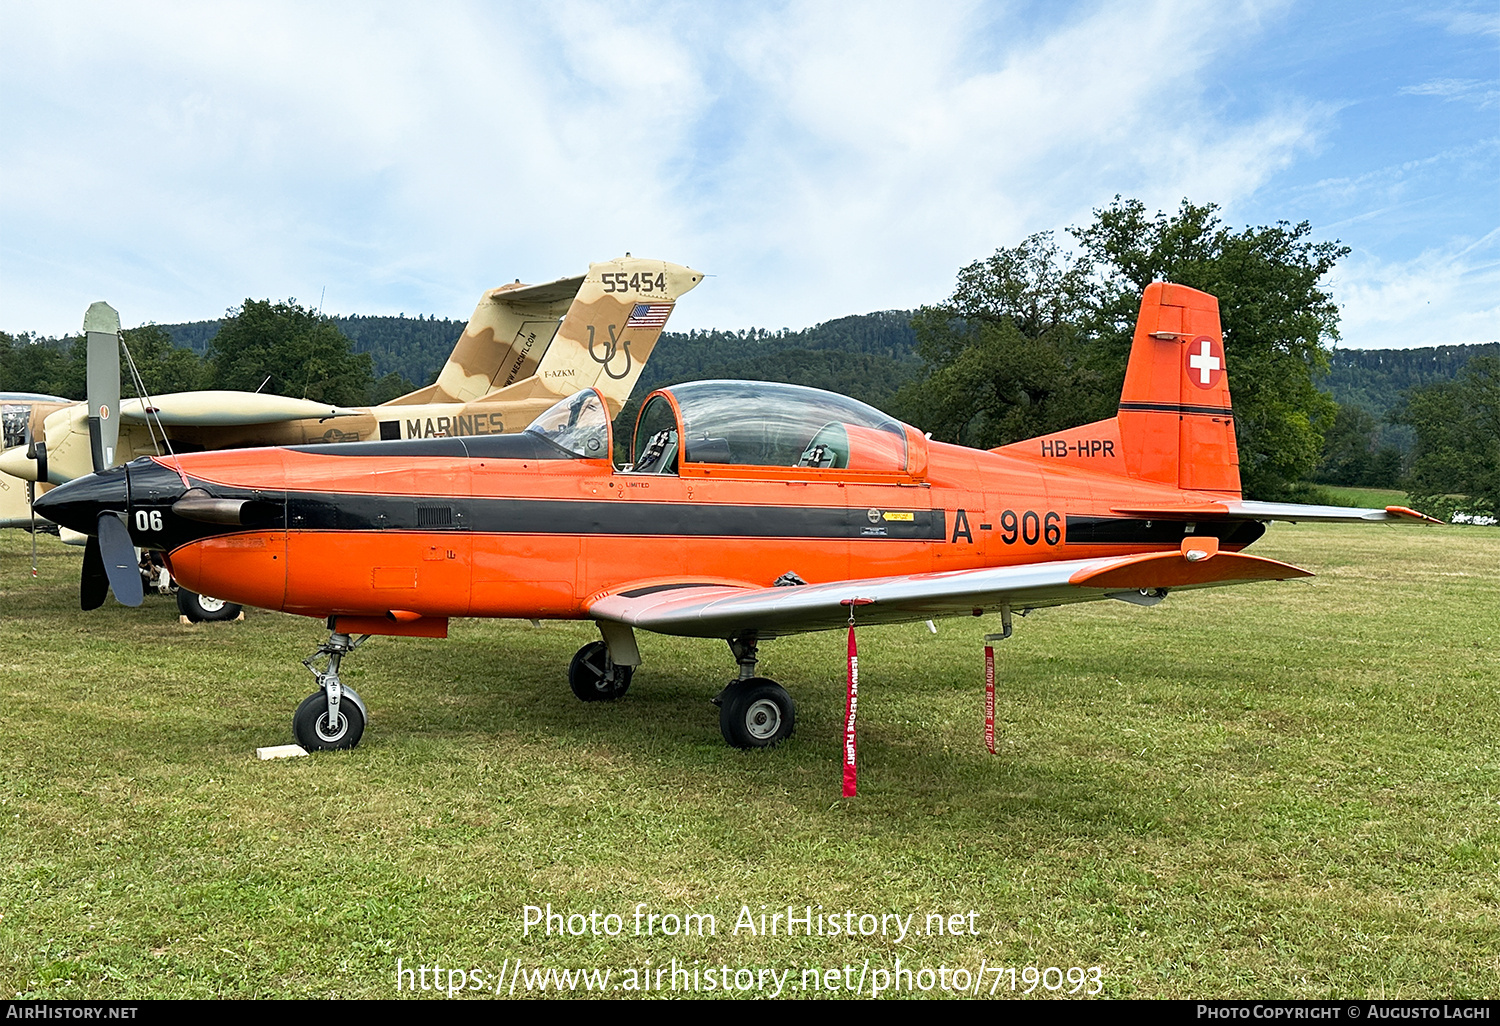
[1316,485,1413,510]
[1,523,1497,999]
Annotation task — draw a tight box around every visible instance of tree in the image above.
[1395,356,1500,518]
[119,324,208,396]
[894,198,1349,498]
[890,234,1101,445]
[208,299,373,406]
[1312,404,1402,487]
[0,331,73,397]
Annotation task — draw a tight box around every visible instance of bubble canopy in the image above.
[523,388,611,459]
[631,380,912,474]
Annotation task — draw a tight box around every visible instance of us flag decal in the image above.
[625,303,672,329]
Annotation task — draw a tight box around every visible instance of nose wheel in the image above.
[295,631,371,750]
[177,588,243,623]
[293,689,366,750]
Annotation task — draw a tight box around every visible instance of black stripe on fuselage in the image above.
[284,493,948,541]
[1117,401,1235,417]
[1064,516,1265,547]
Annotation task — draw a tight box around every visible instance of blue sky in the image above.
[1,1,1495,349]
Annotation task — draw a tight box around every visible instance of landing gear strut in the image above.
[714,633,795,749]
[568,640,633,701]
[295,631,370,750]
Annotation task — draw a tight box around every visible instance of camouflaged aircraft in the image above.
[2,256,701,616]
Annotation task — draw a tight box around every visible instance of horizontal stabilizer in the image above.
[1111,500,1443,524]
[491,274,588,307]
[1067,549,1311,590]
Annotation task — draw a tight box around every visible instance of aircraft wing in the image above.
[119,393,365,426]
[588,547,1311,639]
[1110,499,1443,524]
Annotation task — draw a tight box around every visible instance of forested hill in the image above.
[159,309,923,405]
[116,312,1500,416]
[164,314,468,390]
[635,310,921,406]
[1321,342,1500,416]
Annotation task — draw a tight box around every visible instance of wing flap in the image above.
[588,549,1313,639]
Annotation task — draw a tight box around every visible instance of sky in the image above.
[1,0,1495,349]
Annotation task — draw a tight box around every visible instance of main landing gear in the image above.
[566,630,796,749]
[714,634,795,749]
[295,630,370,750]
[568,640,633,701]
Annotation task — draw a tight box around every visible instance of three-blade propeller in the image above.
[83,512,143,609]
[74,301,143,609]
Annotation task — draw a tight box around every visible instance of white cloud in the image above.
[0,0,1468,348]
[1333,229,1500,349]
[1399,78,1500,109]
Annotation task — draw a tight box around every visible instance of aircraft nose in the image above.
[0,444,38,482]
[32,465,130,535]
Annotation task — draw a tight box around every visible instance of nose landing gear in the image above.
[295,631,370,750]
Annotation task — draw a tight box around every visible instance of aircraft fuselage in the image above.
[40,431,1263,635]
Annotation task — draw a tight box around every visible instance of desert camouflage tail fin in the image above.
[999,282,1240,494]
[385,256,703,413]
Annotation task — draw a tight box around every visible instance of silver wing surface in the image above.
[1111,499,1442,524]
[588,548,1312,640]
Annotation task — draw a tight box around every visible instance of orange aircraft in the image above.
[36,283,1436,752]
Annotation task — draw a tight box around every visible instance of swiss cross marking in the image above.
[1186,336,1223,389]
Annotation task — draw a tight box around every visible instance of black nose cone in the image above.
[33,466,130,535]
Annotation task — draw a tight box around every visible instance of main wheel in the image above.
[569,641,632,701]
[293,690,366,751]
[719,677,795,749]
[177,588,242,622]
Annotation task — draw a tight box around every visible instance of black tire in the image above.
[568,641,632,701]
[719,677,795,749]
[293,691,366,751]
[177,588,242,623]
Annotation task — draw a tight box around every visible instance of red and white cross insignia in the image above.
[1185,335,1224,389]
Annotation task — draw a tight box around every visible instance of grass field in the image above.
[1,522,1497,1000]
[1315,485,1413,510]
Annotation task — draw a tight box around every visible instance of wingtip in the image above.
[1385,505,1445,525]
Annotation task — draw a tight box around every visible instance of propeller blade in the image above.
[81,534,109,610]
[96,512,143,607]
[84,301,121,475]
[27,479,37,579]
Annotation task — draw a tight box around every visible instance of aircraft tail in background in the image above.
[385,256,703,414]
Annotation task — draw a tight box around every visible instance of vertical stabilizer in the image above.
[382,275,586,406]
[1117,283,1240,494]
[383,257,702,413]
[515,256,704,411]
